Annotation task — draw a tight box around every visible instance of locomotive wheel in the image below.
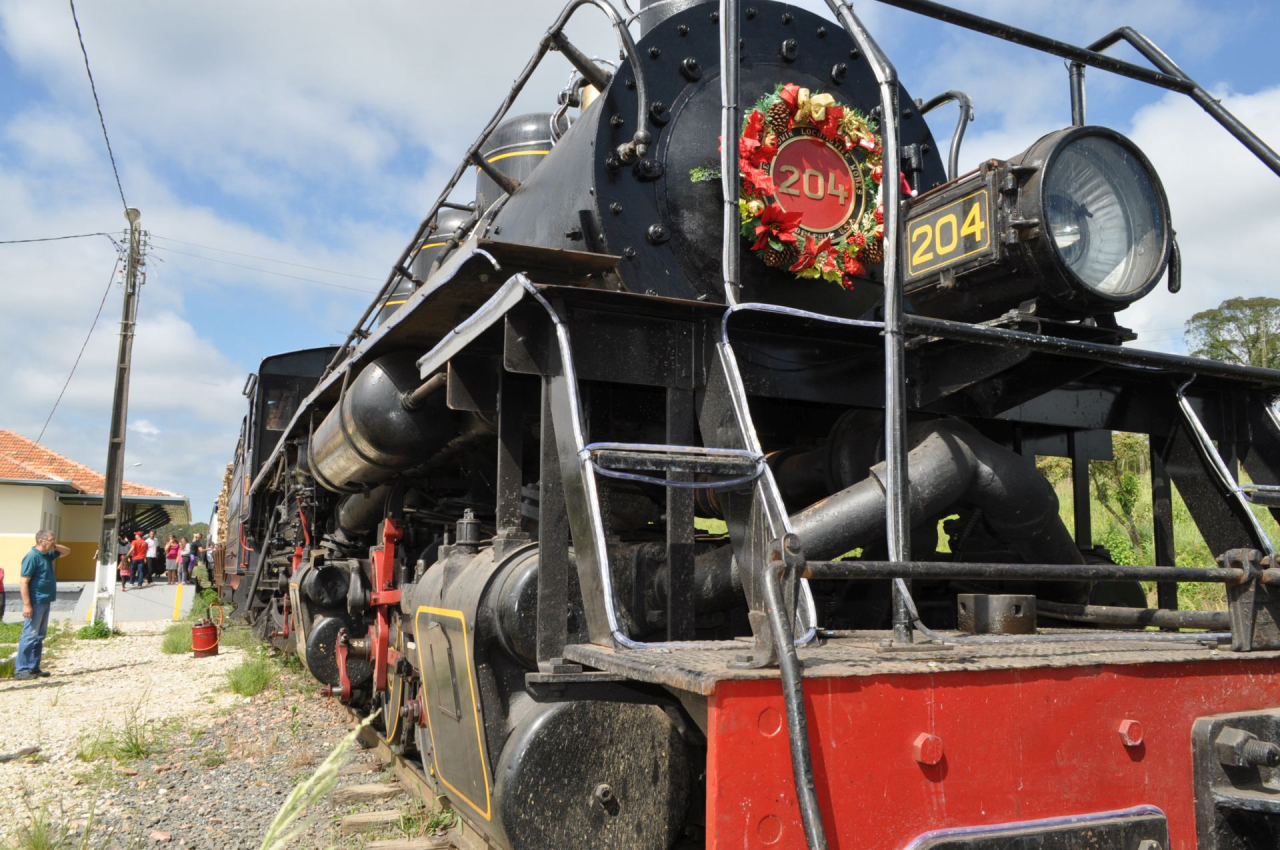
[379,615,408,753]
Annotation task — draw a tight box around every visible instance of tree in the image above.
[1089,432,1149,553]
[1184,296,1280,368]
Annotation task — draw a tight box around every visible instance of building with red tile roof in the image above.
[0,430,190,581]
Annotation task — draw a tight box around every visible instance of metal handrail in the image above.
[323,0,652,377]
[917,90,974,181]
[875,0,1280,178]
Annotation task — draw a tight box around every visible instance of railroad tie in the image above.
[330,781,406,806]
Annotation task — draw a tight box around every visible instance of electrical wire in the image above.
[148,245,380,294]
[150,234,381,281]
[0,232,115,245]
[36,250,124,443]
[68,0,127,213]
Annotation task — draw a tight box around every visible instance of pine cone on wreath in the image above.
[766,100,792,136]
[761,242,799,269]
[862,238,884,265]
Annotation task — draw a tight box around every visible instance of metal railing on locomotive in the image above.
[323,0,654,377]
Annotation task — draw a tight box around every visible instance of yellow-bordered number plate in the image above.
[904,184,995,282]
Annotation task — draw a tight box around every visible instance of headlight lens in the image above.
[1043,134,1166,299]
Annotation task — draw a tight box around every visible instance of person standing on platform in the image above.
[15,529,68,680]
[129,531,147,588]
[145,531,161,583]
[165,535,180,584]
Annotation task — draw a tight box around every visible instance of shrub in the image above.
[75,621,118,640]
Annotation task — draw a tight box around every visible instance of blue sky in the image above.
[1,0,1277,520]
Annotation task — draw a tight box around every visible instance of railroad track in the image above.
[345,708,484,850]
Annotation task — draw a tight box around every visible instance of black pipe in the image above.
[806,560,1245,584]
[1037,600,1229,630]
[401,371,446,412]
[792,419,1084,569]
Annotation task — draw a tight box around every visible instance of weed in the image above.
[227,653,276,697]
[259,716,374,850]
[423,797,463,834]
[219,625,259,650]
[4,799,95,850]
[74,706,155,763]
[160,623,193,655]
[188,588,220,621]
[74,621,119,640]
[199,751,227,768]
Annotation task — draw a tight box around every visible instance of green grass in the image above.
[1,801,95,850]
[160,623,193,655]
[227,652,277,696]
[188,588,219,621]
[75,707,156,763]
[1049,470,1280,611]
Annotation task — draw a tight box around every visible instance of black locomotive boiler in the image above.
[215,1,1280,848]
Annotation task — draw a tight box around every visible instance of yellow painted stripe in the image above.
[486,150,549,163]
[384,299,407,306]
[85,601,93,622]
[413,240,448,255]
[172,583,185,620]
[414,606,493,820]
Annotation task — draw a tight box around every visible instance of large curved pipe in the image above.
[673,418,1081,612]
[792,419,1083,565]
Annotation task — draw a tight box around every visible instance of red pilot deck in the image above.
[566,634,1280,849]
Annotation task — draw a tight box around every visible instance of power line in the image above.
[68,0,127,212]
[37,251,124,443]
[0,232,117,245]
[149,244,379,294]
[150,234,381,281]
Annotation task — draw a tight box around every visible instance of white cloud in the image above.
[1122,85,1280,349]
[127,419,160,439]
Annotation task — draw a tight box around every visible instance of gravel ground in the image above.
[0,621,432,850]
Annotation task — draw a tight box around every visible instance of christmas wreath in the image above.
[735,83,888,290]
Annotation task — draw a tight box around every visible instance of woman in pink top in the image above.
[165,535,180,584]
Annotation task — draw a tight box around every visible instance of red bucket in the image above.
[192,621,219,657]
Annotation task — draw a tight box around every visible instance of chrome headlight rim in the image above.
[1019,125,1173,313]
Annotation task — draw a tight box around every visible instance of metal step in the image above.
[585,442,764,478]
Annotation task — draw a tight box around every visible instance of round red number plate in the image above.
[769,135,861,234]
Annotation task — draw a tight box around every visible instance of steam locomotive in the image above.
[215,1,1280,847]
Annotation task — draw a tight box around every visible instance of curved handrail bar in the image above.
[917,90,974,181]
[872,1,1280,179]
[1087,26,1280,177]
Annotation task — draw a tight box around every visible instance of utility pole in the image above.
[94,207,144,628]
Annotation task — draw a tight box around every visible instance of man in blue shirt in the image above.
[15,529,69,680]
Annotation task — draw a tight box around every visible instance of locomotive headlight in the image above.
[903,126,1172,322]
[1038,129,1169,302]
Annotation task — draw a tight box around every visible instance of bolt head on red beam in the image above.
[1119,719,1144,747]
[913,733,944,766]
